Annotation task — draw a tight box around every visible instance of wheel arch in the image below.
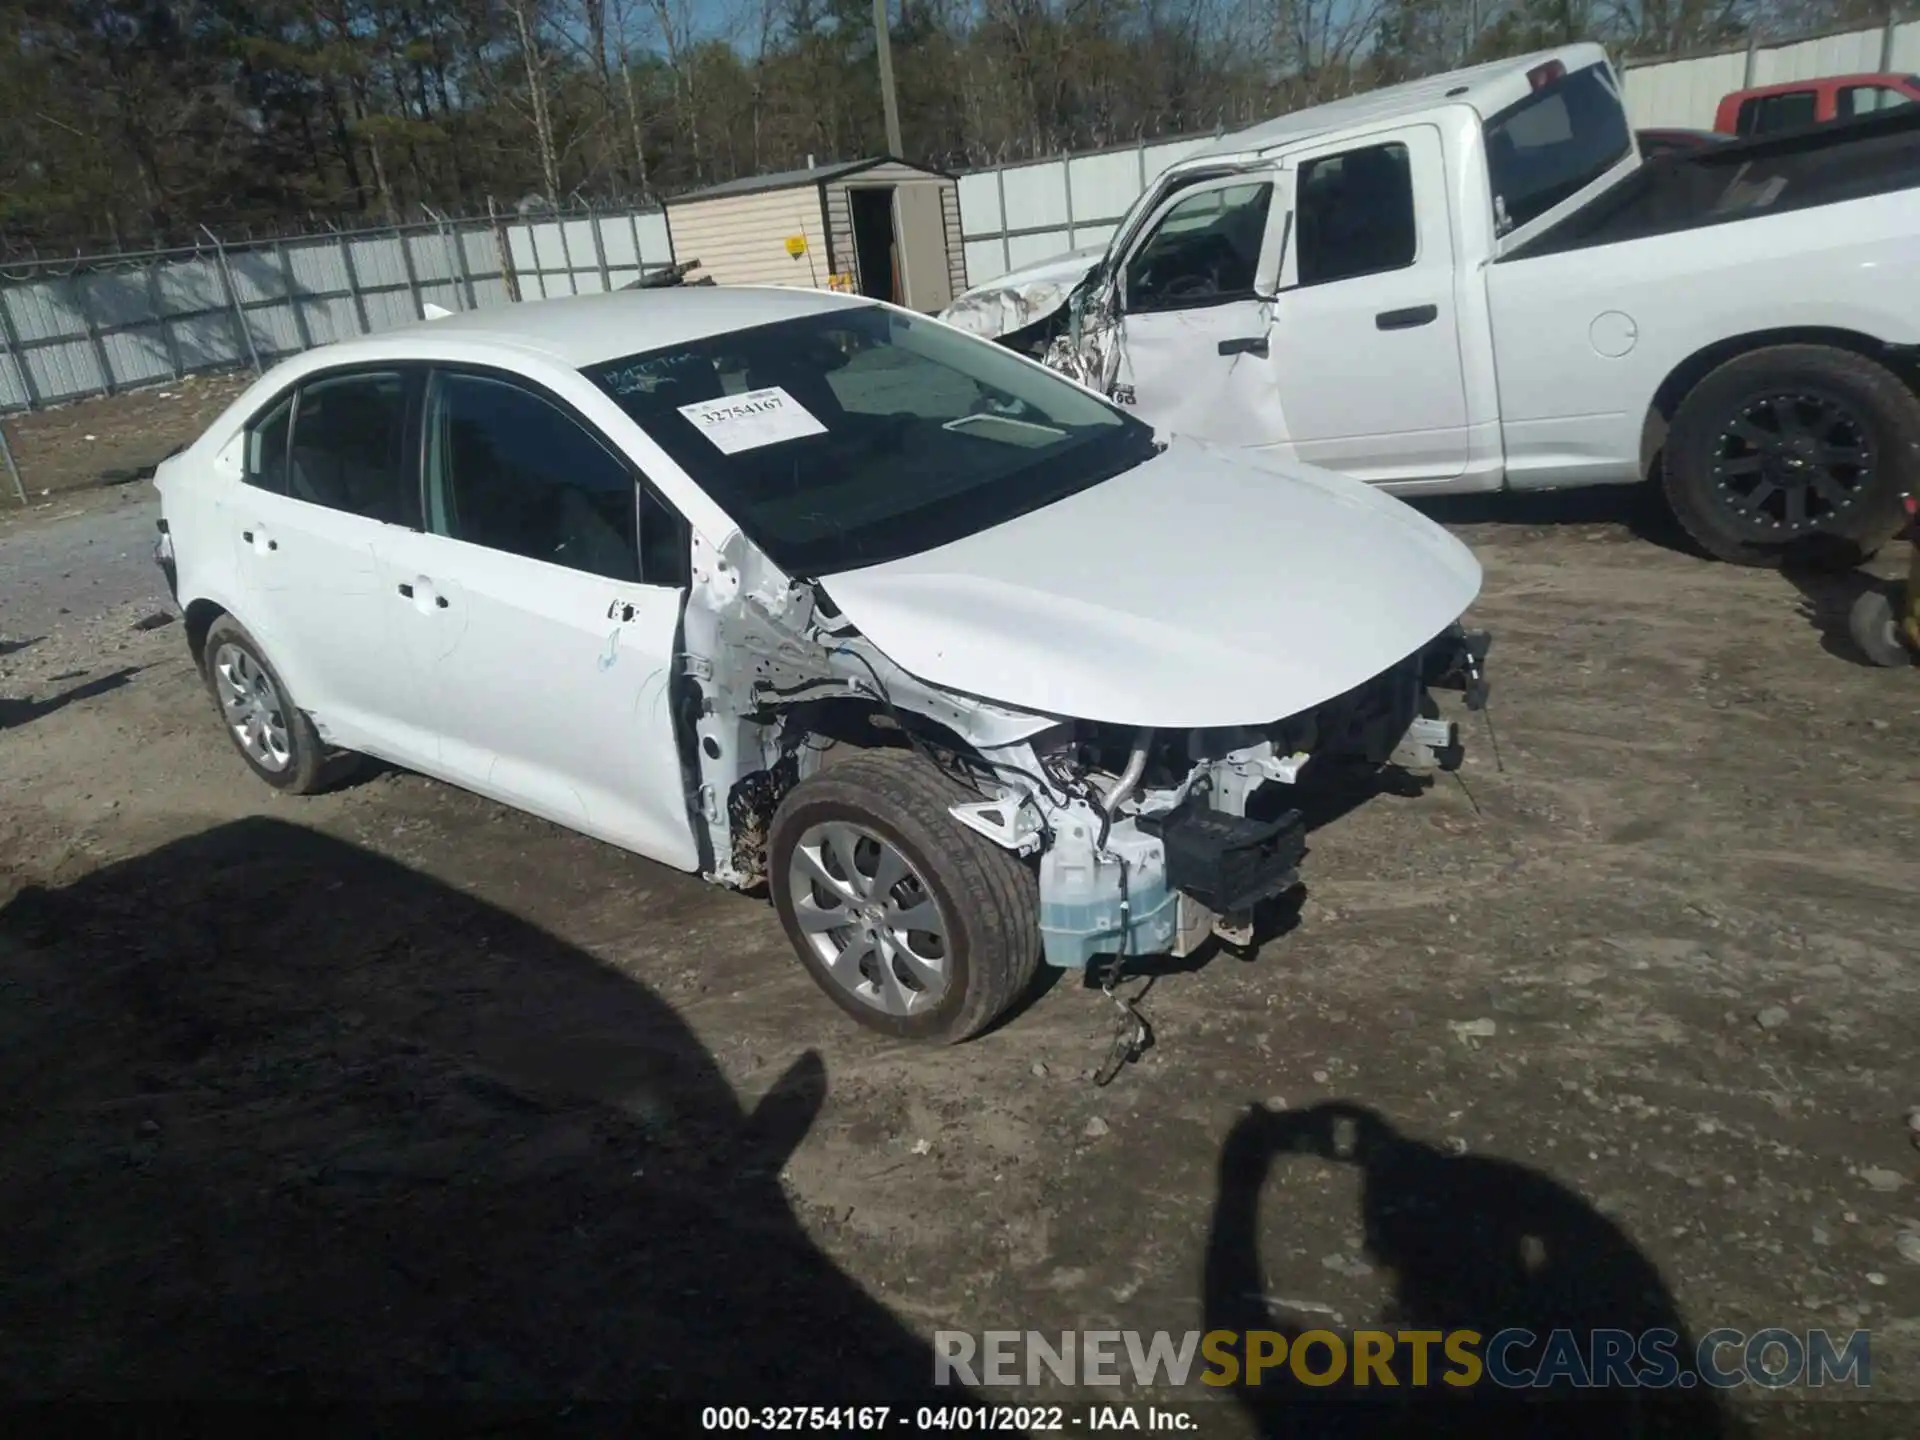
[1639,327,1919,480]
[183,598,232,676]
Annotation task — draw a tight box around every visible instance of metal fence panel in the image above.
[4,282,71,345]
[101,327,172,389]
[1757,28,1887,86]
[1071,150,1148,229]
[1898,18,1920,69]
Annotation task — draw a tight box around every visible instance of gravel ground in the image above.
[1,397,1917,1432]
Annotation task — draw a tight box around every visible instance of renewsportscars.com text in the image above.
[934,1327,1871,1391]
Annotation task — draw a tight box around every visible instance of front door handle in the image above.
[1376,305,1439,331]
[397,580,451,610]
[1218,336,1269,358]
[242,528,277,552]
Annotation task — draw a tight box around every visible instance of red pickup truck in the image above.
[1714,73,1920,136]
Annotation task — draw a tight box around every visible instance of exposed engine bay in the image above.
[680,528,1490,971]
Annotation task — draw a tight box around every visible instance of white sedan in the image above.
[154,286,1490,1042]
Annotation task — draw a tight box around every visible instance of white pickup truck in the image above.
[942,42,1920,567]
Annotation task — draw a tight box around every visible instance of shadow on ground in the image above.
[1779,565,1912,668]
[0,665,142,731]
[0,818,972,1415]
[1202,1100,1753,1439]
[1410,482,1699,559]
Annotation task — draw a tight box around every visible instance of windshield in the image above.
[584,306,1158,576]
[1484,61,1633,235]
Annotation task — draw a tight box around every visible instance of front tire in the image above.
[768,750,1042,1043]
[1662,345,1920,569]
[201,615,358,794]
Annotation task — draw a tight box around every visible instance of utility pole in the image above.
[873,0,904,157]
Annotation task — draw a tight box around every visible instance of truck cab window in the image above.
[1839,84,1914,118]
[1295,143,1415,286]
[1124,182,1273,312]
[1484,61,1632,233]
[1737,89,1817,135]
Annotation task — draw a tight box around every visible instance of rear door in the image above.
[380,366,700,869]
[227,365,428,758]
[1263,126,1471,484]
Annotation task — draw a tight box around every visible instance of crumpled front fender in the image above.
[937,248,1104,342]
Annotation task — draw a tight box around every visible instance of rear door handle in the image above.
[1376,305,1439,331]
[242,528,277,552]
[1218,336,1269,358]
[397,582,414,598]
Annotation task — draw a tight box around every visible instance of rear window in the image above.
[1484,61,1633,236]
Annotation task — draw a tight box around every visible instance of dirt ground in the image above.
[1,389,1917,1431]
[0,373,253,524]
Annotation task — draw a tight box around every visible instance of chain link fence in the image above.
[0,203,676,418]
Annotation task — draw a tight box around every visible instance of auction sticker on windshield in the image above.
[677,386,828,454]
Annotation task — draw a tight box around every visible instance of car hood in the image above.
[937,246,1105,340]
[817,437,1482,729]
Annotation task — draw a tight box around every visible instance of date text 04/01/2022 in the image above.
[699,1404,1197,1431]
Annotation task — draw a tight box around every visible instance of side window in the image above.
[1839,85,1914,118]
[1296,143,1415,287]
[1124,181,1273,312]
[286,371,416,525]
[425,371,642,584]
[244,392,294,495]
[1741,90,1818,135]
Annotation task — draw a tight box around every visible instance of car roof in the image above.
[1183,42,1610,161]
[369,285,876,369]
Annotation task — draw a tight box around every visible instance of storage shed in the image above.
[661,158,965,313]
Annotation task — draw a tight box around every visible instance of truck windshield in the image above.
[1484,61,1633,235]
[583,305,1160,576]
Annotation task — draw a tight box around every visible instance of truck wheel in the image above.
[1662,345,1920,569]
[201,615,360,794]
[768,750,1041,1043]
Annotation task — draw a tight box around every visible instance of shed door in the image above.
[893,184,953,312]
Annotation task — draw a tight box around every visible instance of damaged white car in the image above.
[153,287,1490,1042]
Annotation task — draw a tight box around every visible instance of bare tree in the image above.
[509,0,562,204]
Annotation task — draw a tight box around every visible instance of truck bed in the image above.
[1507,105,1920,260]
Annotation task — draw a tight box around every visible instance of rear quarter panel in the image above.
[1484,188,1920,488]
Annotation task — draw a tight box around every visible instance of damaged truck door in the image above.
[1098,173,1291,448]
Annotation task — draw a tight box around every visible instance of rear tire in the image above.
[768,750,1041,1043]
[1662,345,1920,569]
[201,615,360,795]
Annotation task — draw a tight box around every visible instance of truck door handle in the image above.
[434,595,449,609]
[397,582,414,598]
[242,529,277,552]
[1218,336,1269,358]
[1376,305,1439,330]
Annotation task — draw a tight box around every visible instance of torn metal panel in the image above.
[937,246,1104,342]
